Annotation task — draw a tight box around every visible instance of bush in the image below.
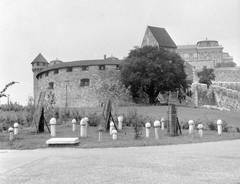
[132,116,144,139]
[70,109,84,124]
[236,127,240,133]
[87,112,103,127]
[16,113,25,126]
[123,109,148,139]
[207,120,217,131]
[181,120,189,129]
[222,121,229,132]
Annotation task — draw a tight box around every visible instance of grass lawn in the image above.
[0,106,240,150]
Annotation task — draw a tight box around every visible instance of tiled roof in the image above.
[31,53,48,64]
[148,26,177,48]
[177,44,197,49]
[36,59,122,77]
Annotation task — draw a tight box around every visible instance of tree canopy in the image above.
[120,46,188,104]
[197,66,215,88]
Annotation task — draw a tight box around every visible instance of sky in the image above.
[0,0,240,105]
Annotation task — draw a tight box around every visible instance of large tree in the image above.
[120,46,188,104]
[197,66,215,88]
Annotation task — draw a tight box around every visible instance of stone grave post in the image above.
[145,122,151,138]
[14,122,19,135]
[217,119,222,135]
[50,118,57,137]
[154,120,160,139]
[8,127,14,141]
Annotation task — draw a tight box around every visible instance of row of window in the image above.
[38,65,120,79]
[48,79,90,89]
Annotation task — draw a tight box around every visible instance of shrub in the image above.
[70,109,84,124]
[236,127,240,133]
[222,121,229,132]
[207,120,217,131]
[16,113,25,126]
[181,120,189,129]
[24,95,35,125]
[124,109,139,127]
[87,112,103,127]
[132,116,144,139]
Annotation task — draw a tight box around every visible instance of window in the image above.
[67,67,73,72]
[54,69,59,74]
[80,78,90,87]
[99,65,105,70]
[82,66,89,71]
[37,62,39,66]
[45,72,48,77]
[116,65,120,70]
[48,82,54,89]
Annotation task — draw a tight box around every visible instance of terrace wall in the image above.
[191,82,240,111]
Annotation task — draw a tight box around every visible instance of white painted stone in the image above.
[217,119,222,135]
[50,118,57,137]
[161,118,165,130]
[197,124,203,137]
[145,122,151,138]
[80,118,87,137]
[72,119,76,132]
[46,138,79,145]
[188,120,194,134]
[118,116,123,130]
[110,121,114,135]
[14,122,19,135]
[8,127,14,141]
[154,120,160,139]
[112,130,117,140]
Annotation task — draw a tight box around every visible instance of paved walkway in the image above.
[1,140,240,184]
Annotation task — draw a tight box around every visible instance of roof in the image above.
[36,59,122,77]
[177,44,197,50]
[148,26,177,48]
[31,53,48,64]
[50,58,64,63]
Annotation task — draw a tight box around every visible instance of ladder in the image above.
[31,91,46,133]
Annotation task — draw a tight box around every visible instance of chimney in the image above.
[104,54,106,60]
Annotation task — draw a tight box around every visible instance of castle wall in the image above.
[37,65,120,108]
[191,82,240,111]
[214,67,240,82]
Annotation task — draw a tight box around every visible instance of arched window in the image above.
[99,65,105,70]
[80,78,90,87]
[48,82,54,89]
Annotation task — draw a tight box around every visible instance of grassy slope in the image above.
[0,106,240,150]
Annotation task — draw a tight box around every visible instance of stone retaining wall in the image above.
[191,82,240,111]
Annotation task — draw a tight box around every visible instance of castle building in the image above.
[31,54,121,107]
[141,26,194,82]
[177,39,234,70]
[31,26,239,107]
[141,26,177,51]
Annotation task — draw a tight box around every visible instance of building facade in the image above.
[31,26,239,108]
[177,39,234,70]
[31,54,121,107]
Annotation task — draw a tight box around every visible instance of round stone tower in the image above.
[31,53,49,102]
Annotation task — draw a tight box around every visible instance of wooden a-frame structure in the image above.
[31,91,50,134]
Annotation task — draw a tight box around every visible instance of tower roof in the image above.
[31,53,48,64]
[148,26,177,48]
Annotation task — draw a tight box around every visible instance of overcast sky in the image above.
[0,0,239,105]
